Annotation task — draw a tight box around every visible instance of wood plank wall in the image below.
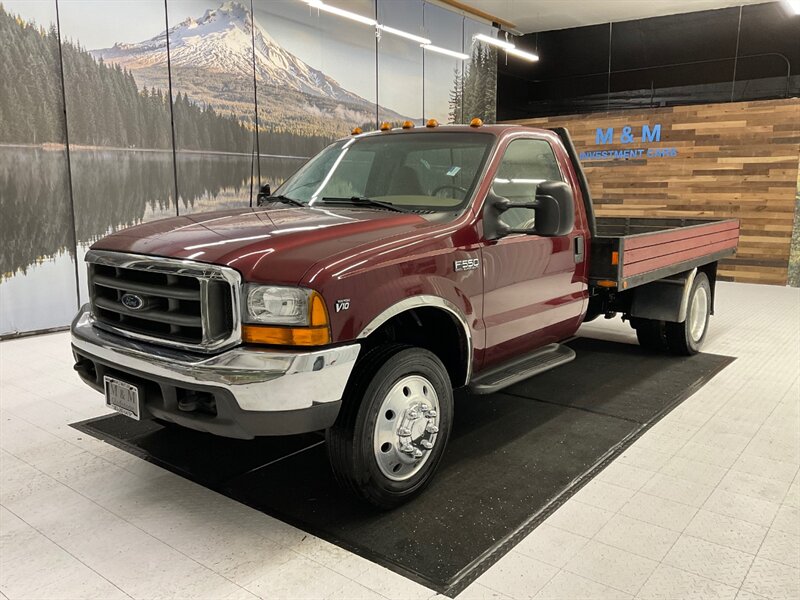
[506,98,800,285]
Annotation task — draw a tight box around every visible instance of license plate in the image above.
[104,376,141,420]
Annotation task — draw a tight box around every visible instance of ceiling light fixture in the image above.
[377,24,431,45]
[305,0,376,26]
[474,33,514,50]
[473,31,539,62]
[421,44,470,60]
[506,47,539,62]
[784,0,800,14]
[303,1,467,58]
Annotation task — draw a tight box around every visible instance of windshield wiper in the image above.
[318,196,410,213]
[258,195,305,208]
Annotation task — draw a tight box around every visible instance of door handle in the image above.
[574,236,585,263]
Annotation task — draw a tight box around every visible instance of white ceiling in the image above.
[460,0,777,33]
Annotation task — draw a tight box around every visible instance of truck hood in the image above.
[91,206,435,285]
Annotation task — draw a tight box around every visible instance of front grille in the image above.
[86,251,241,352]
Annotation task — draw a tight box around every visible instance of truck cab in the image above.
[71,123,738,507]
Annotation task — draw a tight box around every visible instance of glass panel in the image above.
[0,1,78,333]
[462,19,498,123]
[274,132,493,211]
[252,0,377,192]
[423,2,463,124]
[59,0,177,304]
[166,0,256,214]
[494,139,562,229]
[378,0,423,125]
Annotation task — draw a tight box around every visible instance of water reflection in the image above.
[0,146,305,333]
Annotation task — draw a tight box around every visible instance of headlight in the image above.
[245,285,312,325]
[242,285,331,346]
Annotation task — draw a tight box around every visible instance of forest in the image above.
[0,6,253,152]
[0,7,286,155]
[449,42,498,125]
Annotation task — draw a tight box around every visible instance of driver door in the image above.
[480,137,585,369]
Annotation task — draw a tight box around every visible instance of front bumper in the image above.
[70,305,360,439]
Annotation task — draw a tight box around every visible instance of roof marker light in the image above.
[402,121,414,129]
[379,121,391,131]
[426,119,439,128]
[470,117,483,127]
[351,127,362,135]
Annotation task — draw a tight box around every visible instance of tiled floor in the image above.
[1,281,798,600]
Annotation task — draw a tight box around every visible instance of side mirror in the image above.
[256,183,271,206]
[483,180,575,240]
[532,181,575,237]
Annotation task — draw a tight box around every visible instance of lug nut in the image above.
[420,439,433,449]
[412,449,423,458]
[407,410,419,419]
[425,409,437,418]
[400,443,414,454]
[419,404,429,412]
[426,424,439,434]
[397,427,411,437]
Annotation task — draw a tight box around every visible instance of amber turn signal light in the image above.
[469,117,483,127]
[425,118,439,128]
[379,121,391,131]
[351,127,363,135]
[242,325,331,346]
[243,291,331,346]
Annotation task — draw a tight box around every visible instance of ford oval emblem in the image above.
[121,293,145,310]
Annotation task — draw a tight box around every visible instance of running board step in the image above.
[469,343,576,395]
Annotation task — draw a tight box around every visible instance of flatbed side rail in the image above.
[589,218,740,290]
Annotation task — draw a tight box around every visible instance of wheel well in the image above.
[361,307,469,388]
[698,262,718,314]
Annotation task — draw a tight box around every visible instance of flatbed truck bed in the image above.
[589,217,740,291]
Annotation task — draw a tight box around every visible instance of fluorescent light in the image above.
[305,0,376,26]
[474,33,514,50]
[421,44,469,60]
[784,0,800,14]
[506,47,539,62]
[378,24,431,45]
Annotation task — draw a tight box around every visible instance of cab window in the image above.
[493,139,563,230]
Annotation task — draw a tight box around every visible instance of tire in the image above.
[665,272,711,355]
[326,344,453,509]
[632,317,669,352]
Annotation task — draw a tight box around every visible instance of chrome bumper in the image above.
[70,304,360,413]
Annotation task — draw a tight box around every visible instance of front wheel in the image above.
[665,272,711,355]
[326,344,453,509]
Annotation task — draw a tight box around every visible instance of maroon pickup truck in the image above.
[71,124,739,507]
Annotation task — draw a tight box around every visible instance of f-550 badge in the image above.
[335,299,351,313]
[454,258,480,272]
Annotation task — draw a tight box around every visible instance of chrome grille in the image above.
[86,250,241,352]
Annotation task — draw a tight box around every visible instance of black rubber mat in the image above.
[72,337,734,596]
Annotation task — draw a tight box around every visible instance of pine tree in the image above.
[448,67,463,124]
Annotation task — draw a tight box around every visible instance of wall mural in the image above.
[0,0,498,335]
[0,1,77,334]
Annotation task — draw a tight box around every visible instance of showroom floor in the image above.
[1,281,798,600]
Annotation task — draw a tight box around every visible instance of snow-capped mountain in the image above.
[92,1,404,132]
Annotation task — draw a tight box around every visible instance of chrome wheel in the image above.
[688,284,709,342]
[373,374,440,481]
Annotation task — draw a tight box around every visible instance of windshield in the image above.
[273,132,494,211]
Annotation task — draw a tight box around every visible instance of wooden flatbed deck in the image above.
[589,217,740,290]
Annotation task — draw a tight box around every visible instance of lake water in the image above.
[0,146,305,334]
